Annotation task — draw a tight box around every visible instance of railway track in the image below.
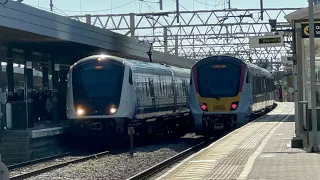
[8,152,72,170]
[9,150,112,180]
[126,138,215,180]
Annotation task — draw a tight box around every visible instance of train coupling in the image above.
[90,122,102,131]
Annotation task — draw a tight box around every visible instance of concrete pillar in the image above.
[24,49,34,128]
[6,48,14,101]
[50,56,60,123]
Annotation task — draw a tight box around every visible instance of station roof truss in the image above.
[69,8,301,66]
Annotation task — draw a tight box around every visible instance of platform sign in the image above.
[249,35,284,48]
[301,21,320,38]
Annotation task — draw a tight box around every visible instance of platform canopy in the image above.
[285,5,320,21]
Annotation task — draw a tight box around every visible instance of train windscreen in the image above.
[197,61,241,99]
[72,61,124,115]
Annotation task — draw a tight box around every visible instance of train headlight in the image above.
[110,107,117,114]
[77,108,85,115]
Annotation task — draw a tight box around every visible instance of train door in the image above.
[256,76,262,110]
[134,74,144,118]
[167,68,177,112]
[148,77,156,112]
[181,79,188,111]
[246,70,254,112]
[251,73,257,112]
[177,78,183,112]
[157,76,162,114]
[262,76,267,109]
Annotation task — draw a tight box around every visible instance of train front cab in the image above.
[66,56,135,140]
[189,56,251,136]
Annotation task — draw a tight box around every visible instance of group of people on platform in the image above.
[6,89,53,121]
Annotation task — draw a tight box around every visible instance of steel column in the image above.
[129,13,135,38]
[308,0,319,152]
[175,35,178,56]
[296,24,304,138]
[6,48,14,100]
[50,57,60,123]
[41,55,49,91]
[164,27,168,53]
[24,49,34,128]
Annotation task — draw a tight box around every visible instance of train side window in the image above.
[129,69,133,85]
[190,75,193,85]
[256,77,261,94]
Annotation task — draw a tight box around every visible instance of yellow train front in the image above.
[188,55,276,136]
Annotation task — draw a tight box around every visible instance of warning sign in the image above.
[301,21,320,38]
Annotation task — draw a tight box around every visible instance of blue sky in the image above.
[23,0,307,16]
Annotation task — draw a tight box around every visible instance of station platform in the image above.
[155,102,317,180]
[0,120,69,165]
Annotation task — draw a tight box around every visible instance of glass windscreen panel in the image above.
[72,61,124,115]
[197,62,241,99]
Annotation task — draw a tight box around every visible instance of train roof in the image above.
[194,55,273,78]
[73,55,190,73]
[243,61,273,78]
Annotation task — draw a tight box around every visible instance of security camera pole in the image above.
[308,0,319,152]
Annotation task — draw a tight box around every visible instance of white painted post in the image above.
[308,0,319,152]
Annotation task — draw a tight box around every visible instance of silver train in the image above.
[188,56,277,136]
[66,55,191,138]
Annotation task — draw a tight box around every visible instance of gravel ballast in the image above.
[10,133,204,180]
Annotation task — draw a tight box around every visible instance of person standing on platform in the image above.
[45,93,53,120]
[279,85,283,102]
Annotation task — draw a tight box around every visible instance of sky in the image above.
[22,0,307,17]
[19,0,308,63]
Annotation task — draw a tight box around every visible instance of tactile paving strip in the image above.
[159,103,294,180]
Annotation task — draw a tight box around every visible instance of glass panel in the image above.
[303,38,320,107]
[196,61,241,98]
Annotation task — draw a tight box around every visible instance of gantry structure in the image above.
[69,8,300,69]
